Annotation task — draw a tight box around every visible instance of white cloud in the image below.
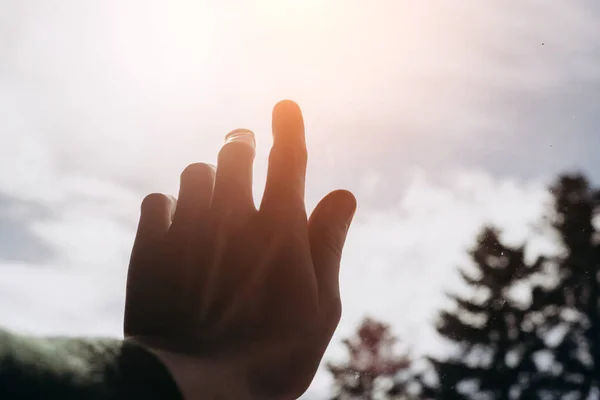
[0,181,136,337]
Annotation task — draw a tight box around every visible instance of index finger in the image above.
[260,100,308,215]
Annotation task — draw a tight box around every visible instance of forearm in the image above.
[0,329,182,399]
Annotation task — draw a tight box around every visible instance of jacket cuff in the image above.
[0,330,183,400]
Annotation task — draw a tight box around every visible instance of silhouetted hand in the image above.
[124,100,356,399]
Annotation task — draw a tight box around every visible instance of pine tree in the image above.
[327,318,413,400]
[424,227,546,399]
[524,174,600,398]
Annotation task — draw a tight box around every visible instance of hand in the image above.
[124,100,357,399]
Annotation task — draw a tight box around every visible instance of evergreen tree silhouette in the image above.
[424,227,546,399]
[327,174,600,399]
[522,174,600,398]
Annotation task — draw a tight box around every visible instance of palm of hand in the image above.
[124,101,356,399]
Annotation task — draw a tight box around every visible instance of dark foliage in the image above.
[330,173,600,399]
[423,227,547,399]
[425,174,600,399]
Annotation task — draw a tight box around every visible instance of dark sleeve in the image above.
[0,329,183,400]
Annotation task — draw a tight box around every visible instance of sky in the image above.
[1,0,600,398]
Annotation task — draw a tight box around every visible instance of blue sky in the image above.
[1,1,600,397]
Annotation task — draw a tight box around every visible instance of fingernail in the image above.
[225,128,255,148]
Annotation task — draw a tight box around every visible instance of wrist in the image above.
[129,340,254,400]
[114,339,184,399]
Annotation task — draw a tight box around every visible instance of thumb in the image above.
[308,189,356,303]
